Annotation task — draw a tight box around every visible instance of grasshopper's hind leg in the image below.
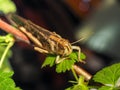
[34,47,49,54]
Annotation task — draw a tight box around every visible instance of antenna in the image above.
[71,38,85,45]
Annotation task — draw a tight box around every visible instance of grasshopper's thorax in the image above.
[49,35,72,56]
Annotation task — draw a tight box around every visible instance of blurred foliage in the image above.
[0,0,16,14]
[66,76,88,90]
[0,34,21,90]
[0,70,21,90]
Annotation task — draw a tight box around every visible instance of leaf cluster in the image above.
[0,34,21,90]
[42,51,86,73]
[0,0,16,14]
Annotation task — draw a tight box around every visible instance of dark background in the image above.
[1,0,120,90]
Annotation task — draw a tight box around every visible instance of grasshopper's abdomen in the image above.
[25,24,73,56]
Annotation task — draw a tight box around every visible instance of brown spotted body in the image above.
[8,14,81,63]
[26,22,73,56]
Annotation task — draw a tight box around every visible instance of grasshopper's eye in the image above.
[58,43,64,50]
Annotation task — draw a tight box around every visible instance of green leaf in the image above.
[93,63,120,89]
[98,86,114,90]
[80,53,86,60]
[68,51,78,60]
[0,0,16,14]
[41,54,56,68]
[69,51,86,61]
[66,85,84,90]
[0,70,21,90]
[0,34,14,46]
[55,52,86,73]
[56,58,76,73]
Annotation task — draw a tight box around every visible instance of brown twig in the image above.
[73,65,92,81]
[0,19,30,43]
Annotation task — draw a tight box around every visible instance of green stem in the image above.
[71,65,79,81]
[0,41,14,69]
[78,76,84,85]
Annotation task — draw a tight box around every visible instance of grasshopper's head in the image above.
[56,39,72,56]
[49,34,72,56]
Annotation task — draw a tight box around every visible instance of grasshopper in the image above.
[7,14,82,64]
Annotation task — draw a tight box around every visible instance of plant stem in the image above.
[78,75,85,85]
[0,41,14,69]
[71,65,79,81]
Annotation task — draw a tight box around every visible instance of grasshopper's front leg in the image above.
[72,46,85,63]
[55,55,68,64]
[55,46,84,64]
